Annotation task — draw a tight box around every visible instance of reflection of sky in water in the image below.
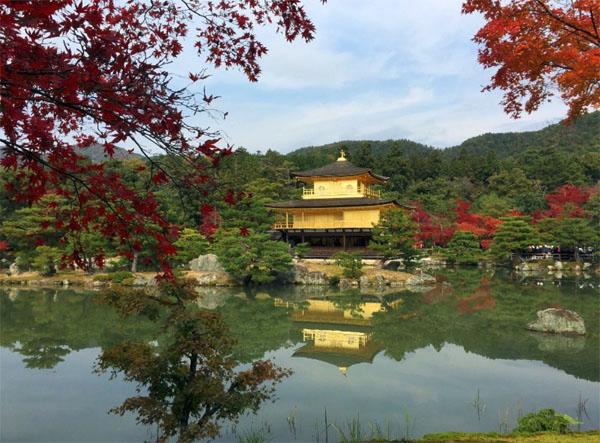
[3,341,598,442]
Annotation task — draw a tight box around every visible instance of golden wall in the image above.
[273,207,384,229]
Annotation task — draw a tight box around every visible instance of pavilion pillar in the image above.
[342,233,346,250]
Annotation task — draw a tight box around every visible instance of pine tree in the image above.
[490,216,539,262]
[370,209,420,266]
[444,231,482,265]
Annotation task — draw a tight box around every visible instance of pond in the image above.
[1,269,599,442]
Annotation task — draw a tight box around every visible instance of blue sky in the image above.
[173,0,567,153]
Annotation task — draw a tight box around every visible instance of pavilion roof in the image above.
[291,159,388,182]
[266,197,412,209]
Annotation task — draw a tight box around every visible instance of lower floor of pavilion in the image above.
[270,228,381,258]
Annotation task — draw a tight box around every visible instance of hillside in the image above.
[286,111,600,166]
[79,143,141,162]
[286,139,434,170]
[447,111,600,158]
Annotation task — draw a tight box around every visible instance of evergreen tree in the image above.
[490,216,539,262]
[213,230,292,285]
[537,217,598,261]
[173,229,210,267]
[370,209,420,266]
[351,142,375,169]
[444,231,482,265]
[333,251,364,279]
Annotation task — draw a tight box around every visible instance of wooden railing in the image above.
[301,186,381,199]
[358,184,381,198]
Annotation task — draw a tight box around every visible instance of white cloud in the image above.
[173,0,568,152]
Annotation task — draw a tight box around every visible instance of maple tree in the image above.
[412,203,455,247]
[0,0,319,275]
[535,183,592,219]
[463,0,600,120]
[454,200,501,247]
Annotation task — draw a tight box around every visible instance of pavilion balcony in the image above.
[301,185,381,199]
[273,220,375,230]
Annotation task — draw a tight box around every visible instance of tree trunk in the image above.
[179,352,198,433]
[131,251,138,273]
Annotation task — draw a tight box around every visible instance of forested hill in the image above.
[286,139,434,170]
[286,110,599,169]
[447,111,599,158]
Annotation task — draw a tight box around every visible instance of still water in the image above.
[1,269,599,442]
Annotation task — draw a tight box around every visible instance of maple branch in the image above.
[533,0,600,47]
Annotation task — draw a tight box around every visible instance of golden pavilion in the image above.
[267,151,408,257]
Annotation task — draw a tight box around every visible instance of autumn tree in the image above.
[1,0,319,275]
[463,0,600,120]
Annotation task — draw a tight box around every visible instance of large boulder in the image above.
[189,254,225,273]
[527,308,586,335]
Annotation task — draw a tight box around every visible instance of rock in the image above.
[62,280,70,286]
[291,262,328,285]
[194,273,218,286]
[418,256,447,270]
[132,276,148,286]
[583,262,592,270]
[9,262,20,275]
[405,273,436,287]
[527,308,586,335]
[92,280,106,288]
[554,261,563,270]
[383,259,403,271]
[189,254,225,273]
[373,274,387,290]
[255,292,271,300]
[339,278,357,290]
[359,275,370,288]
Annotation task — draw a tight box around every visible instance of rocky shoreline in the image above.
[1,254,597,290]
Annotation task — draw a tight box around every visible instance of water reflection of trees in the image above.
[0,288,159,368]
[373,269,599,382]
[2,271,598,384]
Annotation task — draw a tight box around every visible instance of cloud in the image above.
[175,0,567,153]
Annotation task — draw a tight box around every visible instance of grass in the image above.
[416,430,600,442]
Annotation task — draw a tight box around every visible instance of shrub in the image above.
[328,275,340,287]
[514,409,579,434]
[93,271,133,284]
[333,252,363,279]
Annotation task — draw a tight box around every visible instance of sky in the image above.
[173,0,568,154]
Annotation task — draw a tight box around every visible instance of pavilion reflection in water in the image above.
[275,296,401,375]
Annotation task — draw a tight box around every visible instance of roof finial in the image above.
[337,149,347,161]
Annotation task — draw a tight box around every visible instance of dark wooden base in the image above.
[270,229,382,258]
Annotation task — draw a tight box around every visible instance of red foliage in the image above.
[463,0,600,121]
[412,204,455,247]
[0,240,9,251]
[535,184,591,220]
[1,0,318,274]
[454,200,501,241]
